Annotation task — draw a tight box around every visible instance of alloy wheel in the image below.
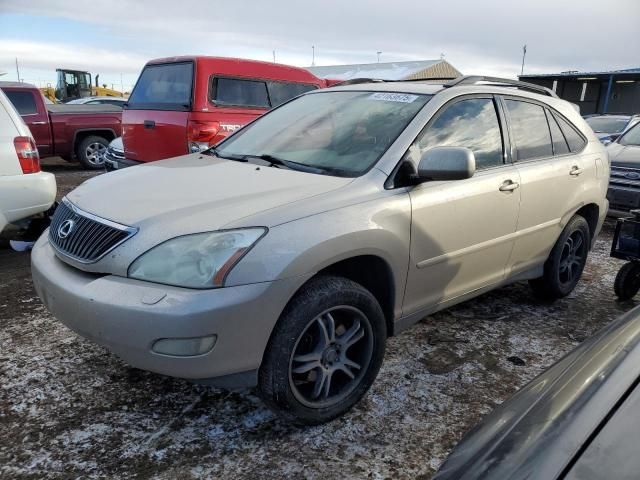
[559,230,586,285]
[288,306,374,409]
[85,142,107,166]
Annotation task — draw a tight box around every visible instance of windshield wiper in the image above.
[204,147,248,162]
[241,154,328,174]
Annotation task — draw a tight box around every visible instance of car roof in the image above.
[0,81,38,89]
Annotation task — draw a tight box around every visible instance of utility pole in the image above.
[15,57,20,82]
[377,51,382,63]
[520,44,527,76]
[312,45,315,66]
[272,50,276,63]
[121,73,124,96]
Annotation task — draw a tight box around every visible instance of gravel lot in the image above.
[0,159,634,479]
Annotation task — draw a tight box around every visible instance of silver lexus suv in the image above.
[32,76,609,424]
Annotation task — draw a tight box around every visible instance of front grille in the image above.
[49,199,137,263]
[105,145,125,161]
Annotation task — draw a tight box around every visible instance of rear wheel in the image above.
[259,276,386,425]
[530,215,590,300]
[614,262,640,300]
[76,135,109,170]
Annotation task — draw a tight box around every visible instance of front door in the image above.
[402,96,521,316]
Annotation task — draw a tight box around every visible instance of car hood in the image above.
[434,306,640,480]
[67,153,352,231]
[608,143,640,168]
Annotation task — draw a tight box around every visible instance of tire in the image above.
[258,275,386,425]
[614,262,640,300]
[76,135,109,170]
[529,215,591,300]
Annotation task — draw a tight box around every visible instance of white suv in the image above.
[0,89,56,236]
[32,76,608,424]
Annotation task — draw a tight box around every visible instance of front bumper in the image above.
[31,235,308,387]
[607,184,640,216]
[104,154,142,171]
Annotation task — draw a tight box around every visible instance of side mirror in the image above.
[417,146,476,181]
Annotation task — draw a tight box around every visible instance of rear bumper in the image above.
[31,235,309,387]
[0,171,56,226]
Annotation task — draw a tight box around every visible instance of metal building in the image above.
[307,59,462,82]
[520,68,640,115]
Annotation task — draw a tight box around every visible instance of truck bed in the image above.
[47,104,123,114]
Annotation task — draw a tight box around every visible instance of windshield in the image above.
[586,116,629,133]
[215,90,431,177]
[619,123,640,146]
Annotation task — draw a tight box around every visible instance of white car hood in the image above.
[67,154,352,231]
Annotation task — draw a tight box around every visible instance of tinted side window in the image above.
[213,78,270,108]
[267,82,317,107]
[412,98,503,170]
[5,91,37,115]
[554,113,587,152]
[505,100,553,161]
[546,110,570,155]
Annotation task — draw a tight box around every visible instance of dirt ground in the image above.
[0,159,634,479]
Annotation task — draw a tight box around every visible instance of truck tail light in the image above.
[14,136,41,174]
[187,120,220,153]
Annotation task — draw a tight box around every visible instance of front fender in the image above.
[226,192,412,319]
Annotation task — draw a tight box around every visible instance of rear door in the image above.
[3,88,52,156]
[123,61,194,162]
[502,97,588,276]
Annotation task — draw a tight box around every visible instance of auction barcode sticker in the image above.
[369,92,419,103]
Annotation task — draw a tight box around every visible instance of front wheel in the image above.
[258,276,386,425]
[529,215,590,300]
[76,135,109,170]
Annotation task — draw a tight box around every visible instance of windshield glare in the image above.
[586,116,629,133]
[216,91,431,176]
[620,123,640,146]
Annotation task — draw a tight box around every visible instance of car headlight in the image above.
[128,228,266,288]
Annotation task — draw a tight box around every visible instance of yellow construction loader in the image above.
[40,68,127,103]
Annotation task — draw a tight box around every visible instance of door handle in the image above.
[143,120,155,129]
[570,166,584,176]
[30,121,47,125]
[499,180,520,192]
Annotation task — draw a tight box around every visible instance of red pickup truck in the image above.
[106,56,327,169]
[0,82,122,169]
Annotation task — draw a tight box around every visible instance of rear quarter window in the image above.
[553,113,587,152]
[5,91,37,115]
[127,62,193,110]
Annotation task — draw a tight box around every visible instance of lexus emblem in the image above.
[57,219,76,239]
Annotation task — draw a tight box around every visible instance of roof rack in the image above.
[443,75,558,98]
[331,78,387,86]
[332,76,459,87]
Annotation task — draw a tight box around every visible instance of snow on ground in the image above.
[0,161,635,479]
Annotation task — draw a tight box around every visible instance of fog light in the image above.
[152,335,217,357]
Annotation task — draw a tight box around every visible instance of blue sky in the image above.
[1,0,639,93]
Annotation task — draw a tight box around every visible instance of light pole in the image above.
[312,45,315,66]
[520,44,527,76]
[377,51,382,63]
